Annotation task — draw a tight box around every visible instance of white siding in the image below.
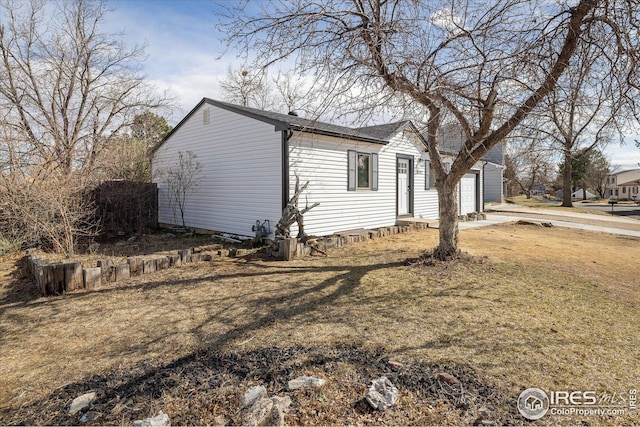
[288,129,440,236]
[151,103,282,237]
[483,162,503,203]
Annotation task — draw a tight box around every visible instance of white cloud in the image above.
[429,7,464,32]
[104,0,233,121]
[606,137,640,170]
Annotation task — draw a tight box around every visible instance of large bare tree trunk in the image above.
[434,181,459,260]
[562,150,573,207]
[220,0,638,261]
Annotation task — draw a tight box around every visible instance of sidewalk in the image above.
[487,203,640,225]
[456,204,640,237]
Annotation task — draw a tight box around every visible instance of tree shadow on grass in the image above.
[0,253,530,426]
[0,254,41,314]
[0,343,519,426]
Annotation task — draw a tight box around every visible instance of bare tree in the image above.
[557,148,611,199]
[272,71,313,114]
[95,112,173,182]
[0,0,171,254]
[504,135,555,198]
[220,65,315,115]
[95,135,152,182]
[585,151,610,199]
[533,35,634,207]
[219,0,640,259]
[163,151,203,229]
[0,166,98,256]
[219,65,274,110]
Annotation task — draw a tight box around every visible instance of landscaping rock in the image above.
[127,235,139,243]
[69,391,96,414]
[242,385,267,408]
[364,376,399,411]
[516,219,542,227]
[133,411,170,427]
[387,359,404,368]
[436,372,460,385]
[212,415,226,426]
[288,375,325,390]
[242,396,291,426]
[161,233,176,239]
[79,411,102,423]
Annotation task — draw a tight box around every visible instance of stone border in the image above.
[27,214,488,294]
[266,213,487,261]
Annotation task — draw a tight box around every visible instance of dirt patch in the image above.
[1,344,520,426]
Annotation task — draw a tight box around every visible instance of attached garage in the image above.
[459,173,479,215]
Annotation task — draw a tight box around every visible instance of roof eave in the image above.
[290,125,388,145]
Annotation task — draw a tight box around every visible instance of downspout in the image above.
[482,160,488,211]
[282,129,293,210]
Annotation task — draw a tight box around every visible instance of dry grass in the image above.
[1,224,639,425]
[504,195,613,215]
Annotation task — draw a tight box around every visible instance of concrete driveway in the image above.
[464,203,640,238]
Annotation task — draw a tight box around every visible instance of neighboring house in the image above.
[151,98,484,238]
[617,180,640,200]
[531,184,548,196]
[437,124,504,204]
[606,169,640,200]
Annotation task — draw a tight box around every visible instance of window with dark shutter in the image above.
[371,153,378,191]
[425,160,430,190]
[348,150,378,191]
[347,150,356,191]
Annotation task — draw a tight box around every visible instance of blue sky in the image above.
[106,0,640,169]
[106,0,228,120]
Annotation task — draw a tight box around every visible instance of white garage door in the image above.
[460,174,477,215]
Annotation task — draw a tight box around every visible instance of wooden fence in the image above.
[92,181,158,235]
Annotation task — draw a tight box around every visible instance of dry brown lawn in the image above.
[0,224,639,425]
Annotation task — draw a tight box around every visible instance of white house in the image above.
[151,99,483,238]
[606,169,640,200]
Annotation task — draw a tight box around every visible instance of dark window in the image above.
[358,153,370,188]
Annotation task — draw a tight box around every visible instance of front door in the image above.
[397,158,411,215]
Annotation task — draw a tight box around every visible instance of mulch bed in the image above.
[1,344,523,426]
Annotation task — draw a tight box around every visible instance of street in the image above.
[577,202,640,220]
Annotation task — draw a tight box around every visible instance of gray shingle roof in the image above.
[355,121,411,141]
[205,98,388,144]
[156,98,428,152]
